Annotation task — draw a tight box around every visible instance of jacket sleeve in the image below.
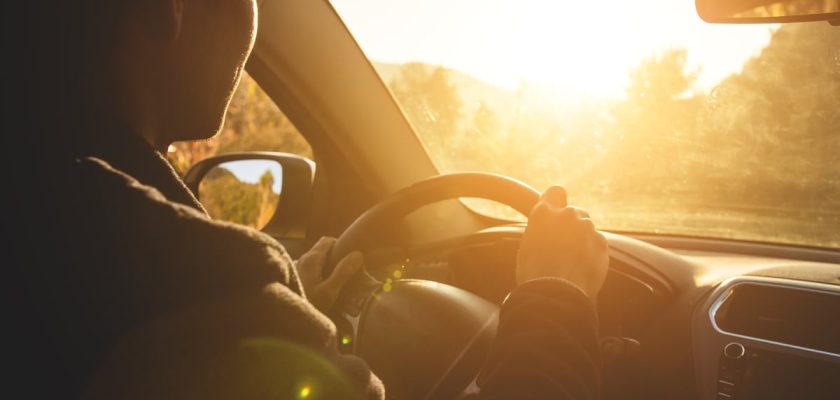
[477,278,602,400]
[83,282,385,400]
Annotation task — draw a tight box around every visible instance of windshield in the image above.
[331,0,840,249]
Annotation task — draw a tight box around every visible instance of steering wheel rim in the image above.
[325,173,539,398]
[324,172,540,277]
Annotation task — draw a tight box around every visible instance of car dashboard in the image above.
[361,225,840,399]
[690,269,840,400]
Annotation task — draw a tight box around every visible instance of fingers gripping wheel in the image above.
[325,172,540,314]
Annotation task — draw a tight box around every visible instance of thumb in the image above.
[309,236,337,255]
[541,186,568,210]
[298,237,335,274]
[299,236,335,268]
[323,251,363,290]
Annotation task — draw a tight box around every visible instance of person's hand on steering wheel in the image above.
[516,186,609,301]
[295,237,364,312]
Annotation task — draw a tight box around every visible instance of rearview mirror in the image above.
[696,0,840,24]
[183,152,315,237]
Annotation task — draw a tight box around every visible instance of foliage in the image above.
[696,23,840,208]
[599,49,704,196]
[387,23,839,247]
[165,23,838,246]
[389,63,464,165]
[167,72,313,176]
[199,167,280,229]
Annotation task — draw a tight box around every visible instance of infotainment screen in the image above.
[714,284,840,354]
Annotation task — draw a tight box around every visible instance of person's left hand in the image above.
[295,237,364,312]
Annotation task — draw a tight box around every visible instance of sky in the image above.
[330,0,777,99]
[221,160,283,194]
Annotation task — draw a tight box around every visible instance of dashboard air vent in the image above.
[712,282,840,355]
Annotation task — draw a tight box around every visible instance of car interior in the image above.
[169,0,839,399]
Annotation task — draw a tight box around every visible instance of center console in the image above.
[692,277,840,399]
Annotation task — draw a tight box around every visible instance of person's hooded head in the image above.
[13,0,259,156]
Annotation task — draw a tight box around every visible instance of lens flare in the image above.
[298,385,312,399]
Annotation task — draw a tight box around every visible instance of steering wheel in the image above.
[324,172,540,277]
[323,173,540,400]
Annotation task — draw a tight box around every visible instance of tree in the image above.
[199,167,280,229]
[216,73,312,157]
[602,49,704,196]
[167,72,312,175]
[698,23,840,207]
[389,63,463,166]
[256,170,280,228]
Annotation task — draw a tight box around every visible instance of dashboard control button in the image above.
[724,342,746,359]
[718,371,738,382]
[717,382,735,396]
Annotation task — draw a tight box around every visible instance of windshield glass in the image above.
[331,0,840,249]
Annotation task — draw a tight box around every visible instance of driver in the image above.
[10,1,607,399]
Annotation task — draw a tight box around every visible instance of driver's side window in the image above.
[167,72,313,228]
[166,71,312,175]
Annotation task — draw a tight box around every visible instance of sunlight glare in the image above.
[331,0,775,98]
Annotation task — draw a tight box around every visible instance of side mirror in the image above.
[183,152,315,238]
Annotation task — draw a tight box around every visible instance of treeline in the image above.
[387,23,838,246]
[167,23,837,246]
[167,72,312,175]
[200,167,280,229]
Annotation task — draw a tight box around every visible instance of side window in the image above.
[166,71,313,175]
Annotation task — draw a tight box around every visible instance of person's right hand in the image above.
[516,186,609,301]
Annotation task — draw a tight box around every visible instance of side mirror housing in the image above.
[183,152,315,238]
